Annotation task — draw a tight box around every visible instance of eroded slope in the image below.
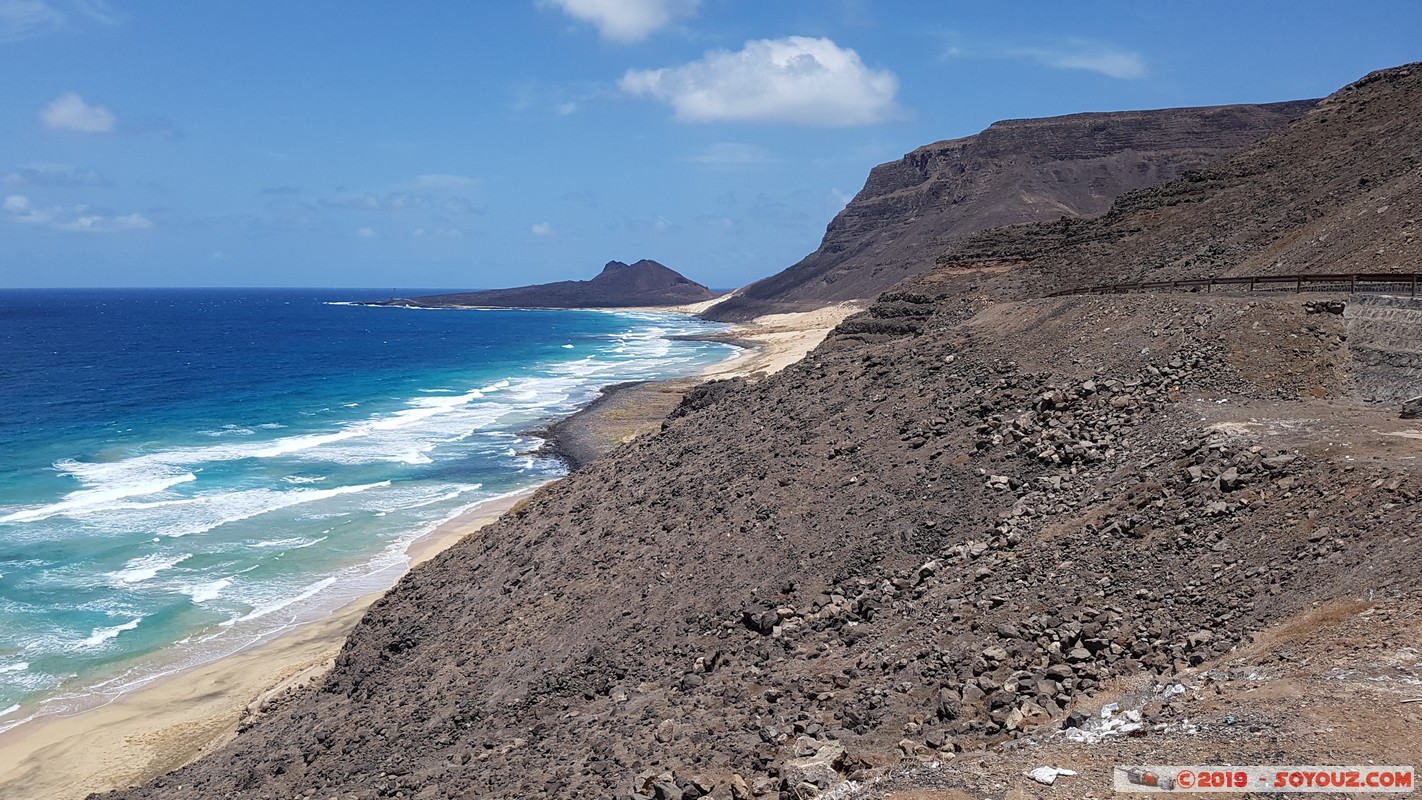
[704,101,1314,321]
[107,278,1420,800]
[937,63,1422,292]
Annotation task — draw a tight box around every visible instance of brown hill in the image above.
[371,259,717,309]
[99,64,1422,800]
[702,100,1316,321]
[937,63,1422,293]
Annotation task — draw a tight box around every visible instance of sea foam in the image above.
[182,578,232,604]
[78,618,142,649]
[0,298,737,729]
[0,469,196,524]
[220,577,337,627]
[108,553,192,585]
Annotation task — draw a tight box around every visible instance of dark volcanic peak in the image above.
[702,100,1315,321]
[379,258,717,309]
[938,62,1422,292]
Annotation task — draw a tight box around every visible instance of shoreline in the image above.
[538,302,863,469]
[0,489,534,800]
[0,300,862,800]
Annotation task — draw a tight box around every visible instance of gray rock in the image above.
[1262,453,1298,470]
[1019,699,1052,726]
[925,728,950,750]
[1403,395,1422,420]
[793,736,820,757]
[1217,466,1241,490]
[936,687,960,720]
[781,741,846,790]
[741,607,778,635]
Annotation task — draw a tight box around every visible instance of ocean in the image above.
[0,288,735,731]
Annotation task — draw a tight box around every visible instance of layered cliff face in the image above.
[702,100,1316,321]
[103,65,1422,800]
[376,259,717,309]
[1345,295,1422,405]
[937,63,1422,292]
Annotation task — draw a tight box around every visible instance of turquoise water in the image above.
[0,289,735,729]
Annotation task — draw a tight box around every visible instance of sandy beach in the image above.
[0,302,861,800]
[0,492,531,800]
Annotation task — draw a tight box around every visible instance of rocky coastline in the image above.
[10,62,1421,800]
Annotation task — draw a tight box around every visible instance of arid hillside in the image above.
[106,277,1422,800]
[103,65,1421,800]
[703,101,1315,321]
[938,63,1422,293]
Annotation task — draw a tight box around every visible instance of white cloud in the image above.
[3,193,152,232]
[684,142,777,165]
[945,36,1146,80]
[412,173,477,189]
[3,163,108,187]
[530,221,556,237]
[620,36,902,126]
[0,0,63,41]
[413,226,465,239]
[355,226,377,238]
[39,92,117,133]
[510,81,613,117]
[52,213,149,232]
[1007,40,1145,79]
[317,190,480,216]
[0,0,116,41]
[541,0,697,44]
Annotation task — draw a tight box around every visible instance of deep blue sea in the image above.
[0,288,735,730]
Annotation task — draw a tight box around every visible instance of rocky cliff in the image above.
[374,259,717,309]
[105,66,1422,800]
[702,100,1316,321]
[937,64,1422,293]
[1345,294,1422,405]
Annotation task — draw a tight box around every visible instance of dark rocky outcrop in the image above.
[1343,295,1422,405]
[1404,395,1422,419]
[937,63,1422,293]
[702,101,1316,321]
[371,259,717,309]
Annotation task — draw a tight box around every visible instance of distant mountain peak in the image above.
[367,258,717,309]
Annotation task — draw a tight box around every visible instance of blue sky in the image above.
[1,1,1418,290]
